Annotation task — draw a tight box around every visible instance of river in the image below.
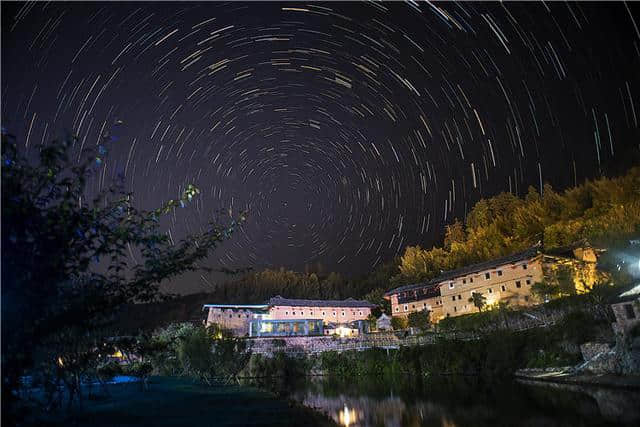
[282,375,640,427]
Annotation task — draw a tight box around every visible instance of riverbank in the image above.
[515,368,640,390]
[24,376,336,426]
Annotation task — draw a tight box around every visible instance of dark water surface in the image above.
[282,375,640,427]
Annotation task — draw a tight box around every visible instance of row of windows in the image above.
[449,279,532,301]
[450,295,530,313]
[282,310,364,317]
[396,300,441,312]
[448,264,529,289]
[214,309,366,319]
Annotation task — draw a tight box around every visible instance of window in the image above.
[322,311,326,316]
[229,314,232,319]
[522,263,528,270]
[485,272,490,280]
[359,311,362,316]
[524,296,529,302]
[470,277,474,283]
[463,279,466,284]
[238,314,241,318]
[412,304,416,309]
[497,270,503,276]
[424,303,427,308]
[452,296,456,301]
[449,282,455,289]
[403,305,408,312]
[333,311,336,316]
[310,311,314,315]
[516,281,521,288]
[341,311,345,317]
[454,306,457,312]
[488,288,493,294]
[285,311,289,315]
[501,285,506,292]
[526,279,531,285]
[292,311,296,315]
[624,304,636,320]
[458,295,462,300]
[395,307,399,312]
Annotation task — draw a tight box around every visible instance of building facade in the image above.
[385,283,444,322]
[385,247,544,322]
[204,304,270,335]
[266,296,375,324]
[437,248,543,317]
[204,296,375,337]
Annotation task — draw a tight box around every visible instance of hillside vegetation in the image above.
[118,167,640,333]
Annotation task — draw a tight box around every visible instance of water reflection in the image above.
[286,375,640,427]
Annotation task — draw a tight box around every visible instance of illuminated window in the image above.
[485,272,490,280]
[516,281,521,288]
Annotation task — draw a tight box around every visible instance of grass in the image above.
[32,376,336,426]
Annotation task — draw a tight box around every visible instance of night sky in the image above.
[2,2,639,294]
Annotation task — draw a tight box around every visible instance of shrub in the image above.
[391,316,408,330]
[408,310,430,330]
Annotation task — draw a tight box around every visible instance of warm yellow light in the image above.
[339,404,357,426]
[336,326,351,337]
[112,350,123,358]
[57,357,64,367]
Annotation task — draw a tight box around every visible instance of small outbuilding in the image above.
[376,313,392,331]
[611,283,640,335]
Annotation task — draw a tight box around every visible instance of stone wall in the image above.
[247,331,438,356]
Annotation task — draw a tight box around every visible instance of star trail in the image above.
[2,2,639,293]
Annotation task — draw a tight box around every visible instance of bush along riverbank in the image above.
[242,310,615,380]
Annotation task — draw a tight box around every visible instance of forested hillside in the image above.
[393,167,640,285]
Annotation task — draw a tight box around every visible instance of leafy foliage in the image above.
[393,168,640,285]
[391,316,408,330]
[2,131,242,415]
[407,310,430,330]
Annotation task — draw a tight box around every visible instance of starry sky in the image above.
[2,2,639,294]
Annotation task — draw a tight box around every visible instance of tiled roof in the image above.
[267,296,376,308]
[385,246,541,297]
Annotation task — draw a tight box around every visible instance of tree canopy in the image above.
[393,168,640,285]
[1,131,242,416]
